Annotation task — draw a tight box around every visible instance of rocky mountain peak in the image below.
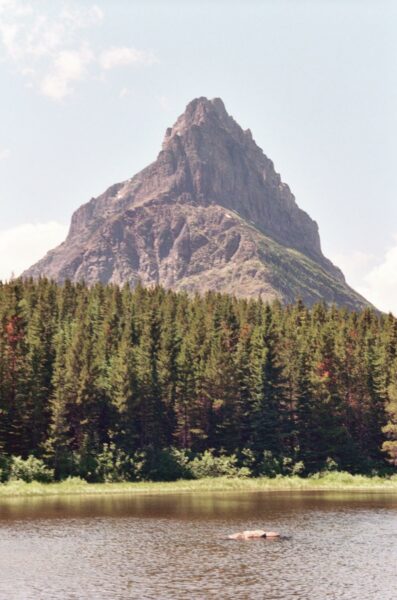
[23,97,369,310]
[157,97,331,271]
[163,97,245,144]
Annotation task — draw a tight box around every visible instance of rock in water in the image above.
[228,530,280,540]
[263,531,280,538]
[24,97,370,309]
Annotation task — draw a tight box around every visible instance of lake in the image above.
[0,490,396,599]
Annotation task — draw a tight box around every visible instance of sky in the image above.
[0,0,396,312]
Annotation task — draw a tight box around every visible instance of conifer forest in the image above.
[0,279,396,482]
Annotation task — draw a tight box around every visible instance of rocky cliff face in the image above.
[24,97,368,309]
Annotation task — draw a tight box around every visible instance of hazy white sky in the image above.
[0,0,396,311]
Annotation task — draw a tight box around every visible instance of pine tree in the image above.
[247,314,286,460]
[0,284,30,455]
[107,322,139,452]
[0,280,394,478]
[135,303,166,448]
[382,358,397,466]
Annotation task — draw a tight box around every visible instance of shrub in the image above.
[68,450,98,482]
[90,445,194,483]
[291,461,305,476]
[132,447,193,482]
[94,443,135,483]
[323,457,339,473]
[189,450,250,479]
[62,476,87,486]
[257,450,282,477]
[9,456,54,483]
[0,454,11,482]
[239,448,256,474]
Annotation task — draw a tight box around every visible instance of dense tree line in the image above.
[0,278,396,481]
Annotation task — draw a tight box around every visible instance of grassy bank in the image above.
[1,472,397,498]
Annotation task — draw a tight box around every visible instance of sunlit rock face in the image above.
[24,97,369,309]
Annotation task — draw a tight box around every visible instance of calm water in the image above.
[0,490,396,599]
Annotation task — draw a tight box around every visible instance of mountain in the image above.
[24,97,369,309]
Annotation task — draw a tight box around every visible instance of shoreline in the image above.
[1,473,397,499]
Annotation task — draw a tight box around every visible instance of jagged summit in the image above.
[161,96,332,269]
[163,97,246,143]
[24,97,368,309]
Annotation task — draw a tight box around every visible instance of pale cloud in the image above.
[0,2,102,61]
[0,0,33,19]
[0,222,68,281]
[59,4,104,29]
[331,240,397,314]
[356,237,397,315]
[0,148,11,160]
[100,47,157,70]
[330,249,377,288]
[0,1,157,100]
[40,46,94,100]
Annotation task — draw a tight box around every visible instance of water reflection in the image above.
[0,490,396,599]
[1,489,397,521]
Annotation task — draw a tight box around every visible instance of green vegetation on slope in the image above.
[233,207,369,309]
